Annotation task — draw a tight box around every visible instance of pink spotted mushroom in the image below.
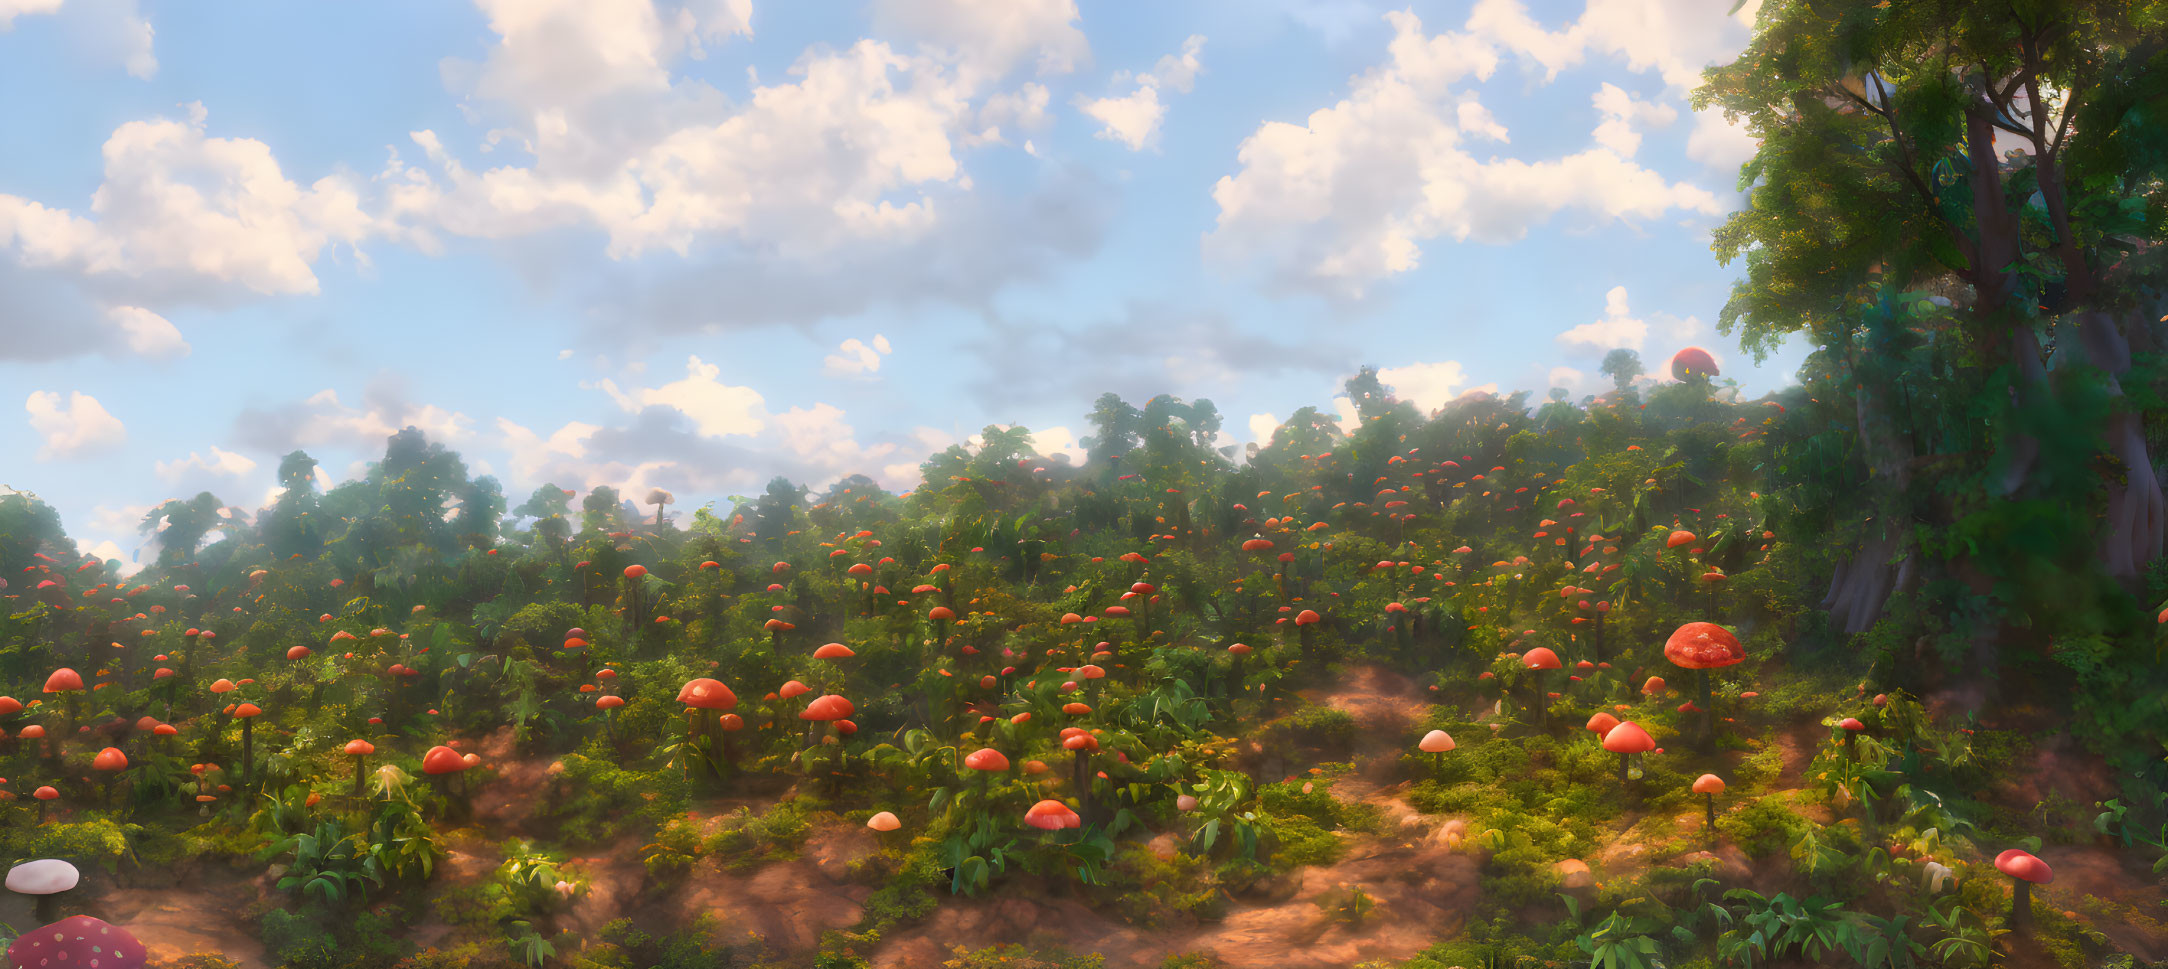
[7,914,143,969]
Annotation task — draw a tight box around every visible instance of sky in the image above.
[0,0,1810,574]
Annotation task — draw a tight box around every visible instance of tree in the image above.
[514,485,574,558]
[581,487,623,534]
[451,476,506,549]
[1599,349,1645,392]
[1083,393,1143,465]
[142,492,224,567]
[1345,366,1393,422]
[1696,0,2167,663]
[263,451,324,558]
[752,477,805,545]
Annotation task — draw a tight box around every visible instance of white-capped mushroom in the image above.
[7,858,80,922]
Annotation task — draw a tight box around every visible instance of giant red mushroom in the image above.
[1418,729,1455,773]
[1692,774,1725,833]
[963,747,1010,805]
[343,739,375,797]
[1025,798,1081,832]
[1522,647,1562,730]
[422,744,474,810]
[799,694,855,761]
[1663,622,1743,747]
[1601,721,1655,787]
[1670,346,1719,381]
[1994,848,2053,933]
[675,678,738,779]
[41,668,82,757]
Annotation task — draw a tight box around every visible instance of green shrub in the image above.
[1719,796,1810,859]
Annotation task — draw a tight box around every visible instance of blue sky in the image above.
[0,0,1805,572]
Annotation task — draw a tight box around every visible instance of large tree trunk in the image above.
[1822,377,1919,634]
[2071,309,2167,582]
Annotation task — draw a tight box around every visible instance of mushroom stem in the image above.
[241,716,254,791]
[353,755,367,797]
[1531,670,1546,732]
[2010,879,2033,933]
[1618,751,1630,787]
[1698,669,1714,749]
[34,891,58,924]
[1704,792,1716,833]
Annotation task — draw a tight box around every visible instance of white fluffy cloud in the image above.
[1078,35,1204,151]
[154,446,257,483]
[497,417,601,482]
[394,0,1089,266]
[1687,106,1758,172]
[1247,412,1279,444]
[0,0,66,27]
[1555,285,1700,355]
[1590,82,1677,157]
[0,0,153,77]
[230,386,474,454]
[25,390,126,458]
[1468,0,1759,92]
[1376,360,1474,414]
[869,0,1088,83]
[0,103,386,299]
[822,333,894,377]
[590,356,768,436]
[565,354,926,495]
[106,305,188,357]
[1207,9,1721,292]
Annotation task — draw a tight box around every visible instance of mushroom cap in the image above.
[1838,717,1865,731]
[0,696,20,715]
[1294,609,1321,625]
[1586,712,1621,735]
[778,679,811,699]
[676,678,739,711]
[1641,676,1667,695]
[91,747,128,772]
[595,695,625,710]
[234,703,262,719]
[8,916,144,969]
[32,786,57,801]
[1994,849,2053,883]
[1601,721,1657,754]
[343,739,376,756]
[963,748,1011,772]
[1418,729,1456,753]
[813,643,855,659]
[1664,622,1744,670]
[867,811,901,832]
[1671,346,1720,379]
[422,745,469,775]
[1666,530,1698,549]
[6,859,80,894]
[1522,647,1562,670]
[1024,799,1082,830]
[1692,773,1726,795]
[42,669,83,693]
[209,678,237,694]
[800,694,855,721]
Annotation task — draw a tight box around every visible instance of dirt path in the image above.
[75,864,273,969]
[875,665,1483,969]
